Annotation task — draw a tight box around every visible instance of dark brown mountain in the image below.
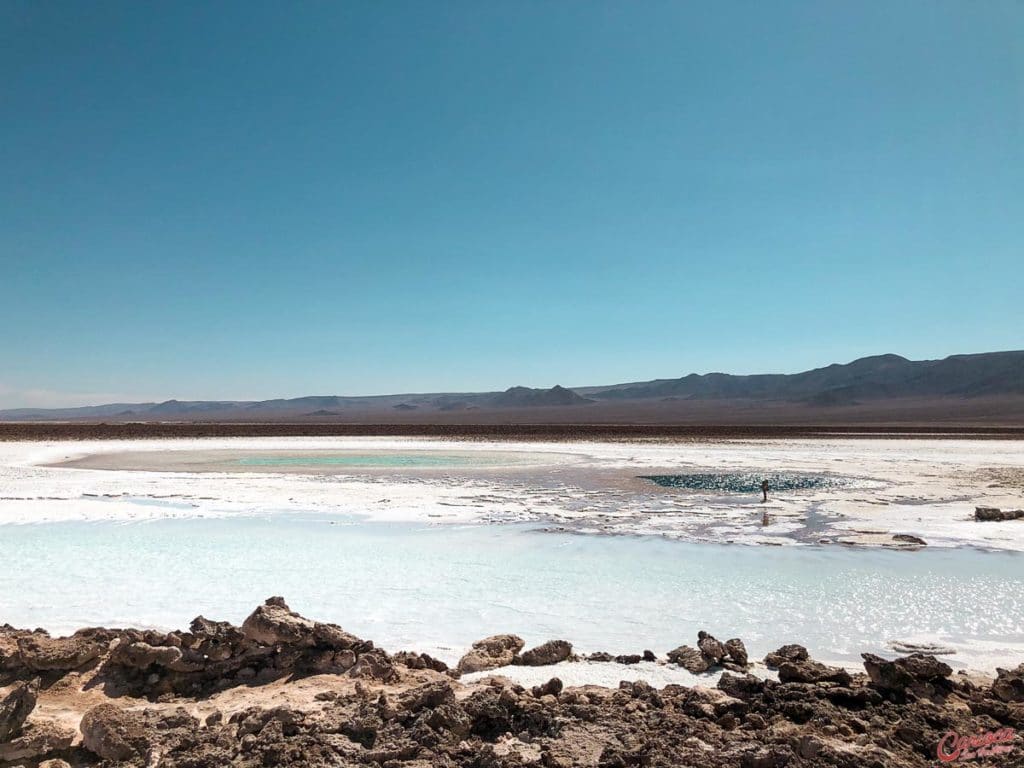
[489,385,593,408]
[1,350,1021,423]
[578,351,1024,401]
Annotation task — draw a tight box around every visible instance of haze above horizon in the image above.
[2,2,1022,408]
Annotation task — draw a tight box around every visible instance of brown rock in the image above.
[16,633,102,672]
[531,677,563,698]
[993,663,1024,703]
[456,634,524,673]
[861,653,952,693]
[725,638,749,666]
[424,702,472,740]
[975,506,1024,522]
[80,703,150,761]
[764,644,808,669]
[397,680,455,713]
[313,622,370,652]
[741,746,792,768]
[0,680,37,742]
[778,659,852,685]
[189,616,245,661]
[241,596,316,646]
[745,713,767,730]
[393,650,449,674]
[717,672,764,700]
[516,640,572,666]
[112,640,185,669]
[311,648,358,674]
[667,645,710,674]
[892,534,927,546]
[14,602,1020,768]
[349,650,396,681]
[0,721,75,762]
[796,734,824,759]
[697,630,727,664]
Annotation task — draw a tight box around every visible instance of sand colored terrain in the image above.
[2,598,1023,767]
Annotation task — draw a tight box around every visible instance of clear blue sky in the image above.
[2,2,1022,407]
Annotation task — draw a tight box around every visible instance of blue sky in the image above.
[1,2,1022,407]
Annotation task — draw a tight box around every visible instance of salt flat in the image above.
[4,436,1023,550]
[2,437,1022,674]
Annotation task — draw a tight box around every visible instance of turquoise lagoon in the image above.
[2,515,1021,669]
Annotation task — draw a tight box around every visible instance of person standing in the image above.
[760,479,770,526]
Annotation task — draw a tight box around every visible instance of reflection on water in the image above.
[641,472,852,493]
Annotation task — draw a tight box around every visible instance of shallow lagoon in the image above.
[5,436,1024,672]
[2,515,1021,670]
[640,472,851,492]
[235,450,542,469]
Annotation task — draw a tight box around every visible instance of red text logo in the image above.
[937,728,1016,762]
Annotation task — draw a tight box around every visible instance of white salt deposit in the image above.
[0,437,1022,674]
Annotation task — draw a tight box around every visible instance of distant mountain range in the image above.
[3,351,1023,424]
[576,351,1024,403]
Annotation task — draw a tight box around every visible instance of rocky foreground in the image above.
[1,599,1023,767]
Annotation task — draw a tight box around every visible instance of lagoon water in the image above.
[235,450,548,469]
[640,472,851,492]
[2,514,1022,670]
[3,436,1024,673]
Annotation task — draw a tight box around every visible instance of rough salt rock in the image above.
[313,622,371,653]
[392,651,449,675]
[667,633,749,673]
[892,534,927,546]
[349,650,396,681]
[397,680,456,713]
[80,703,151,762]
[724,638,749,667]
[992,663,1024,703]
[516,640,573,666]
[667,645,710,674]
[16,633,103,672]
[861,653,952,692]
[456,635,525,673]
[764,644,809,669]
[0,680,37,742]
[717,672,764,700]
[740,747,794,768]
[232,706,303,738]
[188,615,244,660]
[796,735,824,759]
[975,506,1024,522]
[778,659,852,685]
[241,596,316,646]
[311,648,357,674]
[531,677,563,698]
[112,640,204,673]
[0,721,75,762]
[697,631,727,664]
